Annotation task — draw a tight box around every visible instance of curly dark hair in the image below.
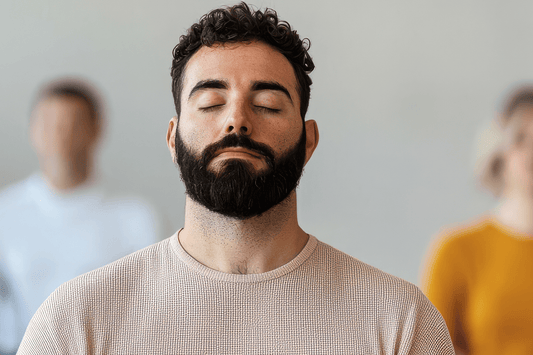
[170,2,314,120]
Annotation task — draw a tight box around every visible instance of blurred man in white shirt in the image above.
[0,78,160,354]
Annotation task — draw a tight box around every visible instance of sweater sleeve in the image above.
[17,281,93,355]
[397,287,456,355]
[17,300,61,355]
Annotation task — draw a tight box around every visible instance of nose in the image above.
[225,103,252,136]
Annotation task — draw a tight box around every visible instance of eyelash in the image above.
[255,106,281,114]
[199,105,223,112]
[199,105,281,114]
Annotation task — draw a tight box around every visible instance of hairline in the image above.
[30,93,99,124]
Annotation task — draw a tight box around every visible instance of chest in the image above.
[464,241,533,352]
[96,281,406,354]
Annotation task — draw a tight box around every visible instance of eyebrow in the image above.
[187,79,293,105]
[188,79,228,101]
[252,81,293,105]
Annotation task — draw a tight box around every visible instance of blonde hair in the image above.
[475,86,533,197]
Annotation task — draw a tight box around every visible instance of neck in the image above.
[496,189,533,235]
[40,155,93,191]
[179,191,309,274]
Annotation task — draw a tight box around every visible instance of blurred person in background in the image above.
[421,86,533,354]
[0,78,160,354]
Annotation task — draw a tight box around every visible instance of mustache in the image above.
[200,134,276,167]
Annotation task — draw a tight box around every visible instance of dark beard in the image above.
[175,127,306,219]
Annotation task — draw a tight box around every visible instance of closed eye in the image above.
[199,104,224,112]
[255,106,281,114]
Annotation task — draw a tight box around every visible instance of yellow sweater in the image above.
[421,217,533,354]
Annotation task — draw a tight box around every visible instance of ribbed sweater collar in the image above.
[169,231,318,283]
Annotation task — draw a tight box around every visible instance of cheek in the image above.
[507,152,521,170]
[34,124,63,153]
[57,122,88,150]
[73,124,96,150]
[177,121,212,154]
[30,122,45,149]
[506,151,532,179]
[266,120,303,154]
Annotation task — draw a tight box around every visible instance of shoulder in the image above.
[18,237,176,352]
[440,215,494,242]
[420,217,495,314]
[428,216,495,259]
[99,192,161,242]
[45,237,174,310]
[310,240,454,353]
[101,193,159,227]
[313,240,412,284]
[101,193,158,219]
[62,236,172,293]
[0,177,32,215]
[0,178,28,199]
[313,240,432,308]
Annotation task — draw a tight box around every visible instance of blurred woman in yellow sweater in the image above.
[421,86,533,355]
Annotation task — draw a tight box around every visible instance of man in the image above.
[18,4,453,354]
[0,78,159,354]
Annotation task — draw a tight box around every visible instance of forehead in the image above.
[34,96,93,122]
[182,41,299,99]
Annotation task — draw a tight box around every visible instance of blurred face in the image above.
[503,105,533,194]
[169,41,312,218]
[30,95,99,163]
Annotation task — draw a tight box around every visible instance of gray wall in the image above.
[2,0,532,284]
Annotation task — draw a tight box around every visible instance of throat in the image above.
[179,193,308,274]
[496,196,533,236]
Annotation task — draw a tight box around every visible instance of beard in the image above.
[175,127,306,220]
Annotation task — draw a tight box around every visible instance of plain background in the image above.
[2,0,532,285]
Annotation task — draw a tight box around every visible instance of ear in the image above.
[167,116,179,162]
[304,119,319,165]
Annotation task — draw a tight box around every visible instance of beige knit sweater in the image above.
[18,234,454,354]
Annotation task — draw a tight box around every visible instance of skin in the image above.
[166,41,319,274]
[30,96,100,191]
[496,106,533,236]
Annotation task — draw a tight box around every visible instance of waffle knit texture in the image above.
[422,217,533,354]
[19,234,453,354]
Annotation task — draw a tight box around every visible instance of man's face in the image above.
[30,96,98,163]
[172,41,308,219]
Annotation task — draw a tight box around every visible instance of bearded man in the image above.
[18,3,453,354]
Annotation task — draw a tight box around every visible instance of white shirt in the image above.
[0,173,160,354]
